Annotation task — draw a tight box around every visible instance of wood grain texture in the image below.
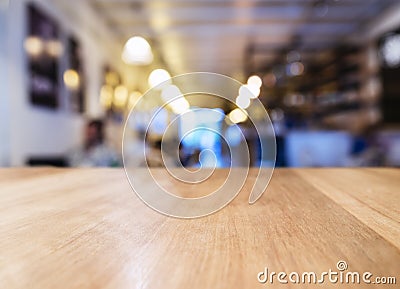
[0,168,399,289]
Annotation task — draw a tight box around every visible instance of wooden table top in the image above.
[0,168,399,289]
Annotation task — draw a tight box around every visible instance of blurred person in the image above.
[68,120,120,167]
[145,139,164,167]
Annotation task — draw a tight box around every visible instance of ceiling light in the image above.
[247,75,262,88]
[114,85,129,108]
[63,69,80,90]
[24,36,44,57]
[381,34,400,68]
[239,84,260,99]
[100,85,113,109]
[128,91,142,109]
[122,36,153,65]
[236,94,251,109]
[229,108,248,124]
[148,69,172,90]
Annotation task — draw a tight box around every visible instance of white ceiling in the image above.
[84,0,397,76]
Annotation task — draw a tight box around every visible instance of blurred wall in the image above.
[0,2,10,166]
[6,0,124,166]
[366,1,400,40]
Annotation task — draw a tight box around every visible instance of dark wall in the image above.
[381,68,400,123]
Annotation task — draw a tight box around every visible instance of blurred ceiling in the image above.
[83,0,397,76]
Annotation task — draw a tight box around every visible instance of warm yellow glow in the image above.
[150,13,169,31]
[229,108,248,124]
[24,36,44,57]
[63,69,80,90]
[148,69,171,89]
[169,97,190,115]
[249,85,260,98]
[114,85,129,108]
[236,94,250,109]
[46,40,63,57]
[128,91,142,109]
[100,85,113,109]
[122,36,153,65]
[247,75,262,88]
[105,72,120,86]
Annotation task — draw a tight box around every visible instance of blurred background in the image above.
[1,0,400,168]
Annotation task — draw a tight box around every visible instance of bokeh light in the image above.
[247,75,263,88]
[24,36,44,57]
[148,69,172,89]
[113,85,129,108]
[122,36,153,65]
[63,69,80,90]
[229,108,248,124]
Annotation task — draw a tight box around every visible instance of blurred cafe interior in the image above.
[1,0,400,168]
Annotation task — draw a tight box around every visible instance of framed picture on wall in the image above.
[65,36,85,114]
[25,3,62,109]
[100,66,125,124]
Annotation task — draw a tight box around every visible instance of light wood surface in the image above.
[0,168,399,289]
